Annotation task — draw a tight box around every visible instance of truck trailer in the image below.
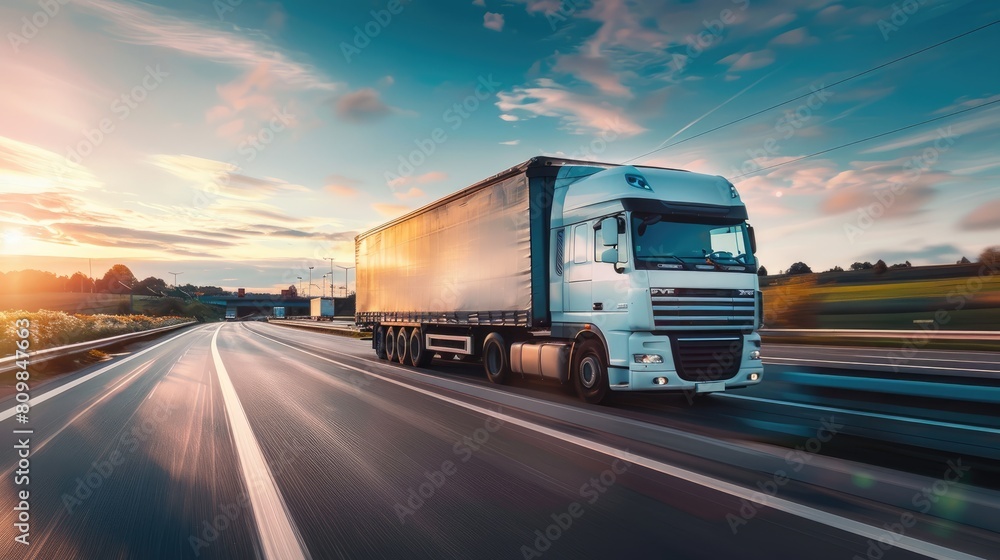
[355,157,763,403]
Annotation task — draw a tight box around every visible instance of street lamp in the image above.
[321,273,328,300]
[308,266,315,298]
[297,276,302,295]
[116,280,134,314]
[336,265,355,297]
[167,271,183,287]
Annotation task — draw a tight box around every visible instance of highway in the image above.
[1,323,998,559]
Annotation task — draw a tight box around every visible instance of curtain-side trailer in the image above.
[356,157,764,403]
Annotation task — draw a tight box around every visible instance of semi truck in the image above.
[355,157,763,403]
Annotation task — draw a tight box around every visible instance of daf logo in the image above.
[738,289,754,296]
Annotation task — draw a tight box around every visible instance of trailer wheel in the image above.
[573,339,609,404]
[396,328,409,365]
[482,332,510,384]
[409,328,432,367]
[385,327,397,362]
[375,327,387,360]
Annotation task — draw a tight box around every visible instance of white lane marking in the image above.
[250,329,983,560]
[718,394,1000,435]
[1,325,203,422]
[763,356,999,373]
[211,325,309,560]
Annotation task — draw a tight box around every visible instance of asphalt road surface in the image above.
[1,322,997,559]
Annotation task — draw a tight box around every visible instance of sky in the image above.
[0,0,998,292]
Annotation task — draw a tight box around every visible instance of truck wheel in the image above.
[385,327,397,362]
[573,339,609,404]
[409,328,432,367]
[396,328,409,365]
[375,327,387,360]
[482,333,509,384]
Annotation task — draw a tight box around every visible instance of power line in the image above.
[729,97,1000,179]
[625,19,999,164]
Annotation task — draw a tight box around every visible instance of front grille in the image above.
[651,287,755,329]
[672,335,744,381]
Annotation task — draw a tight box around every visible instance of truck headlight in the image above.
[633,354,663,364]
[749,350,761,360]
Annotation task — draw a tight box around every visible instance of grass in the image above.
[0,310,191,356]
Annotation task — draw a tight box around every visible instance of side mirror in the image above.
[748,225,757,254]
[600,217,618,246]
[598,248,619,264]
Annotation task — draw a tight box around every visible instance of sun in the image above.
[2,229,25,246]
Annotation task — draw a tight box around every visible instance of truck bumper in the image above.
[608,331,764,392]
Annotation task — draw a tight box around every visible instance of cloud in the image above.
[146,154,309,201]
[499,114,520,122]
[552,54,632,97]
[372,203,410,217]
[334,88,392,123]
[393,187,425,199]
[0,136,103,193]
[483,12,505,31]
[324,174,360,197]
[958,199,1000,231]
[74,0,339,90]
[206,63,300,139]
[379,75,395,87]
[387,171,447,188]
[769,27,816,46]
[472,0,485,6]
[500,140,520,145]
[719,49,775,72]
[496,80,645,136]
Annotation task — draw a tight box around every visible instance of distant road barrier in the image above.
[0,321,198,376]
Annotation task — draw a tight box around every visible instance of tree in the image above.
[134,276,168,295]
[980,246,1000,268]
[99,264,138,293]
[874,259,888,274]
[287,284,298,297]
[850,261,874,271]
[824,266,845,273]
[757,266,768,277]
[957,256,971,264]
[67,272,95,292]
[890,261,911,269]
[787,262,813,275]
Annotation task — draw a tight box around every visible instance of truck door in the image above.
[566,223,593,314]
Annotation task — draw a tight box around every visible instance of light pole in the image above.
[116,280,134,314]
[336,265,354,297]
[297,276,302,295]
[168,271,183,289]
[321,273,328,300]
[308,266,314,298]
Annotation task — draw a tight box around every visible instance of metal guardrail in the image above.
[760,329,1000,341]
[0,321,198,375]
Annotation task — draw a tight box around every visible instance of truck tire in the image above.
[573,339,609,404]
[482,332,510,384]
[375,327,387,360]
[396,328,409,365]
[385,327,397,362]
[409,328,432,367]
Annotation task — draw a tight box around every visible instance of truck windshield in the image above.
[631,212,754,271]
